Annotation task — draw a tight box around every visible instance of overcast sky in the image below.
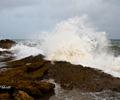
[0,0,120,39]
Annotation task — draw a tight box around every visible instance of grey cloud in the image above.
[0,0,120,39]
[0,0,39,10]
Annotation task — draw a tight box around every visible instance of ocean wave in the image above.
[40,16,120,77]
[9,43,43,60]
[1,16,120,78]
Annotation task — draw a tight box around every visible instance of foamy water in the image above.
[41,16,120,77]
[0,16,120,77]
[9,42,43,60]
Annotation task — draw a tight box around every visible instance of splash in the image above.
[10,42,43,60]
[41,16,120,77]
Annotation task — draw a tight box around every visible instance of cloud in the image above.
[0,0,39,10]
[0,0,119,39]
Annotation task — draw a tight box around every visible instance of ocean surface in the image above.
[111,39,120,56]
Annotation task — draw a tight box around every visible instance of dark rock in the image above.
[0,39,16,49]
[0,55,55,99]
[0,86,16,99]
[14,90,34,100]
[0,85,16,94]
[0,51,14,62]
[0,81,55,99]
[0,54,120,99]
[48,61,120,92]
[0,51,12,55]
[37,81,55,93]
[5,55,51,80]
[12,81,55,98]
[7,55,120,92]
[0,93,10,100]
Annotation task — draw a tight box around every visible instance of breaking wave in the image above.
[0,16,120,77]
[41,16,120,77]
[10,44,42,59]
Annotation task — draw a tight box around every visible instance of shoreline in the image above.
[0,39,120,99]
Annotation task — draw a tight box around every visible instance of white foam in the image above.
[41,16,120,77]
[0,48,8,51]
[10,43,43,60]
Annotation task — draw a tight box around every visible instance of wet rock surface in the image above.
[0,55,55,100]
[0,54,120,99]
[0,93,11,100]
[0,39,16,49]
[0,51,14,62]
[14,90,34,100]
[48,61,120,92]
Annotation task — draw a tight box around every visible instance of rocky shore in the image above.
[0,39,16,49]
[0,39,15,62]
[0,39,120,100]
[0,55,55,100]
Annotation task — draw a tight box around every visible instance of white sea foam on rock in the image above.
[41,16,120,77]
[10,43,43,60]
[4,16,120,77]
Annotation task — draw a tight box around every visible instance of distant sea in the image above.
[111,39,120,56]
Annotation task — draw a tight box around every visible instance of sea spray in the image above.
[9,42,43,60]
[2,16,120,77]
[41,16,120,77]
